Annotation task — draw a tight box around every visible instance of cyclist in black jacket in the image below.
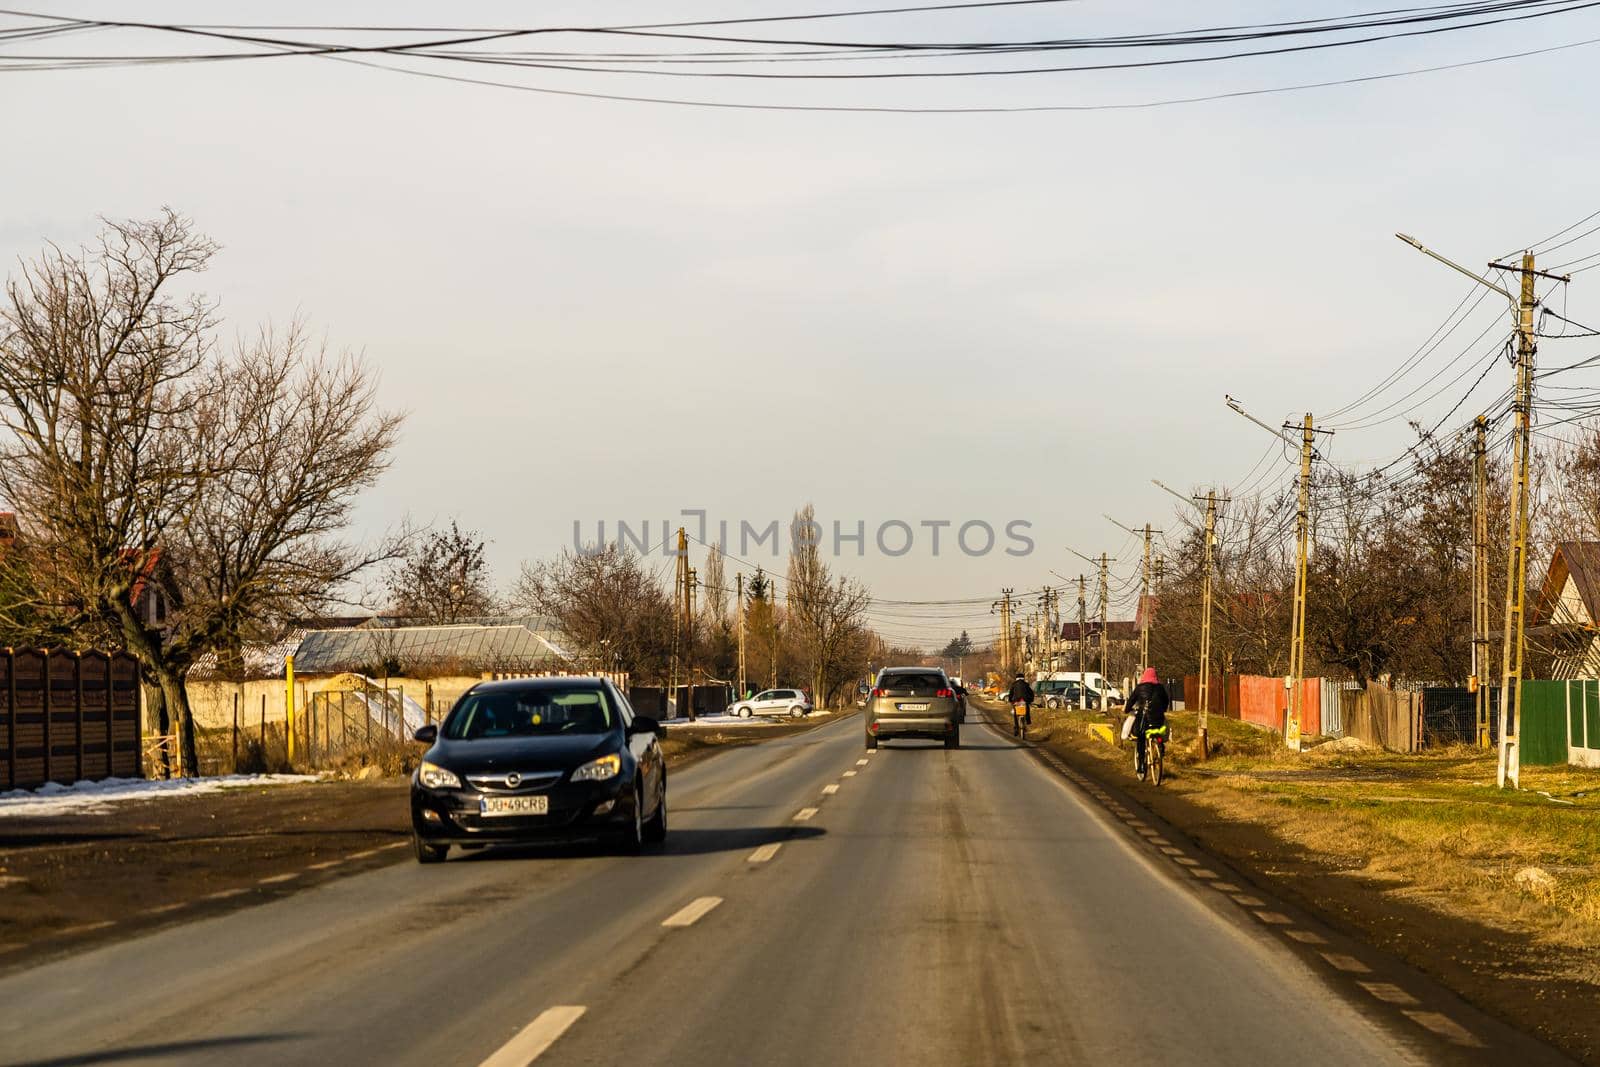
[1126,667,1170,776]
[1005,673,1034,735]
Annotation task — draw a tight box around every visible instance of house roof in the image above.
[188,630,308,681]
[290,624,569,675]
[1533,541,1600,627]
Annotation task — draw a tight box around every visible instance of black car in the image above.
[409,676,667,862]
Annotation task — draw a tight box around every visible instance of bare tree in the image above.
[386,520,497,623]
[513,545,674,680]
[703,543,728,627]
[0,213,404,773]
[785,503,872,708]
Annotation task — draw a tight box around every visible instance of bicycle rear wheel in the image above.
[1151,740,1164,786]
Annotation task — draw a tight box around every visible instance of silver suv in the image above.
[866,667,960,750]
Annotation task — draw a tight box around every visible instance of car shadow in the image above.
[451,824,826,862]
[10,1033,303,1067]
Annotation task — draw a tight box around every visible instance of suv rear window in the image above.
[878,672,946,694]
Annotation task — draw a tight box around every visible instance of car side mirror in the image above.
[412,723,438,744]
[630,715,664,739]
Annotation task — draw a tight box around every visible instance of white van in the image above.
[1037,671,1123,706]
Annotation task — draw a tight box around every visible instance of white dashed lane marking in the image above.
[747,843,782,863]
[793,807,818,822]
[478,1005,586,1067]
[856,758,870,766]
[1285,930,1327,945]
[822,784,840,795]
[141,902,186,916]
[662,897,723,928]
[1359,982,1420,1006]
[1403,1011,1484,1047]
[258,873,299,885]
[307,860,342,870]
[1320,952,1372,974]
[842,771,857,777]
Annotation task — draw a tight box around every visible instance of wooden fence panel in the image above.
[1341,683,1422,752]
[0,647,142,790]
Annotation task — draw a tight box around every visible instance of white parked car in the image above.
[728,688,813,718]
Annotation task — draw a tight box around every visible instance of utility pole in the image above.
[1397,235,1568,788]
[1225,400,1331,751]
[670,526,686,716]
[1077,575,1088,710]
[1498,252,1540,789]
[1199,492,1219,758]
[1098,554,1110,698]
[992,589,1014,675]
[685,565,698,721]
[1286,414,1316,754]
[736,572,747,701]
[1472,417,1490,749]
[1066,547,1114,707]
[1105,516,1161,674]
[1152,479,1226,759]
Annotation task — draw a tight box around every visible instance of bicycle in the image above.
[1011,701,1029,738]
[1137,724,1169,785]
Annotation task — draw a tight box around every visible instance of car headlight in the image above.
[572,753,622,782]
[418,760,461,790]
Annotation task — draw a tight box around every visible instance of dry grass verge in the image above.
[1028,704,1600,946]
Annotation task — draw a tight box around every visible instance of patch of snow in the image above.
[0,774,322,817]
[668,715,784,728]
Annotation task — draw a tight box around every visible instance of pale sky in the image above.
[6,1,1600,648]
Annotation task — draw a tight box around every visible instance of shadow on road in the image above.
[451,825,826,863]
[10,1033,303,1066]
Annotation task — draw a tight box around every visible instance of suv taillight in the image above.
[872,687,885,698]
[936,688,953,698]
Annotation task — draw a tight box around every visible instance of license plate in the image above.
[480,794,549,817]
[898,703,928,711]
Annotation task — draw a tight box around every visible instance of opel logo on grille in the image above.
[505,772,522,787]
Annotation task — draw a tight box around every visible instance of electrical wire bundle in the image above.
[2,0,1600,112]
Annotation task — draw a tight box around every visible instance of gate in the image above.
[1,648,142,790]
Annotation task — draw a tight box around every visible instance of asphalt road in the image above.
[0,711,1572,1066]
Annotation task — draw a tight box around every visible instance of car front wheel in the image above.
[644,777,667,844]
[413,833,447,865]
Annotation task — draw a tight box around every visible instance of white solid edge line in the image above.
[748,842,782,863]
[662,896,723,928]
[478,1005,586,1067]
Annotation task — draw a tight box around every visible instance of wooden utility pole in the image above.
[1472,417,1490,749]
[670,526,687,716]
[1153,478,1229,759]
[1286,414,1316,753]
[992,589,1014,674]
[1199,491,1220,758]
[736,572,747,700]
[1138,525,1155,672]
[1223,399,1331,750]
[1098,554,1110,698]
[1498,252,1540,789]
[1077,575,1088,709]
[685,565,698,721]
[1395,234,1569,786]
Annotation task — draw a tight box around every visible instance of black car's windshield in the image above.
[444,686,615,740]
